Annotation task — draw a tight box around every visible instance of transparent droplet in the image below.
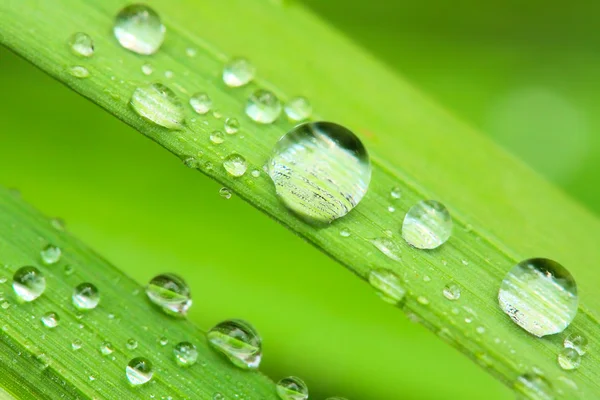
[13,266,46,302]
[210,131,224,144]
[100,341,114,356]
[64,265,75,276]
[186,47,197,57]
[68,32,94,57]
[174,341,198,366]
[131,83,184,129]
[164,70,173,79]
[207,319,262,369]
[564,333,588,355]
[223,153,247,177]
[443,283,461,301]
[72,339,83,351]
[114,4,165,55]
[390,187,401,199]
[402,200,452,249]
[267,121,371,223]
[417,296,430,305]
[41,244,62,265]
[68,65,90,78]
[126,357,154,385]
[370,237,402,262]
[72,282,100,310]
[368,269,406,305]
[251,169,261,178]
[222,58,255,87]
[246,89,281,124]
[514,373,554,400]
[141,63,153,76]
[157,336,169,346]
[224,117,240,134]
[183,157,198,168]
[41,312,60,328]
[558,348,581,370]
[50,218,65,231]
[387,206,396,213]
[145,273,192,317]
[498,258,578,337]
[219,187,232,200]
[339,228,351,238]
[276,376,309,400]
[284,97,312,122]
[126,338,138,350]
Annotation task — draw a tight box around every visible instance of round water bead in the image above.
[224,117,240,134]
[558,348,581,370]
[68,66,89,78]
[276,376,309,400]
[173,341,198,366]
[402,200,452,249]
[41,312,60,328]
[68,32,94,57]
[126,357,153,385]
[114,4,165,55]
[41,244,61,265]
[72,282,100,310]
[100,341,114,356]
[498,258,578,337]
[130,83,184,130]
[246,89,282,124]
[368,269,405,305]
[13,266,46,302]
[443,283,461,301]
[223,153,247,177]
[219,187,232,199]
[284,97,312,122]
[564,332,588,355]
[189,92,212,115]
[267,121,371,223]
[145,273,192,317]
[222,58,255,87]
[207,319,262,370]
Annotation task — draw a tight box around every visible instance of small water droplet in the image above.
[223,153,247,177]
[212,109,223,119]
[368,269,405,305]
[126,338,138,350]
[64,265,75,275]
[186,47,197,57]
[370,238,402,262]
[564,333,588,355]
[114,4,165,55]
[390,187,401,199]
[145,273,192,317]
[558,348,581,370]
[50,218,65,231]
[284,97,312,122]
[100,341,114,356]
[72,339,83,351]
[462,259,469,266]
[387,206,395,213]
[224,117,240,134]
[68,65,90,78]
[268,121,371,223]
[183,157,198,168]
[402,200,452,249]
[443,283,461,301]
[417,296,430,305]
[223,58,255,87]
[208,319,262,369]
[141,63,153,75]
[210,131,224,144]
[498,258,578,337]
[1,301,9,310]
[276,376,309,400]
[476,326,486,334]
[163,70,173,80]
[339,228,351,238]
[158,336,168,346]
[72,283,100,310]
[41,312,60,328]
[126,357,154,385]
[246,89,281,124]
[219,187,232,200]
[174,341,198,366]
[41,245,61,265]
[13,266,45,302]
[131,83,184,129]
[68,32,94,57]
[514,373,554,400]
[251,169,261,178]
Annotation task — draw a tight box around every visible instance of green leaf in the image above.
[1,0,600,399]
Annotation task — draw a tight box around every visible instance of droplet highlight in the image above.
[114,4,165,55]
[402,200,452,249]
[208,319,262,369]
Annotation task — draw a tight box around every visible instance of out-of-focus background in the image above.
[0,1,597,399]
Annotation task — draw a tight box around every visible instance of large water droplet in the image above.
[13,266,46,302]
[498,258,578,337]
[131,83,184,129]
[126,357,154,385]
[276,376,309,400]
[145,273,192,316]
[267,121,371,223]
[558,348,581,370]
[370,237,402,261]
[114,4,165,55]
[368,269,405,305]
[72,283,100,310]
[223,58,255,87]
[223,153,247,177]
[443,283,461,301]
[402,200,452,249]
[514,373,554,400]
[41,244,61,265]
[41,312,60,328]
[69,32,94,57]
[284,97,312,122]
[246,89,281,124]
[564,332,588,355]
[173,341,198,367]
[207,319,262,369]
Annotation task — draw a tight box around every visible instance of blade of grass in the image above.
[1,0,600,398]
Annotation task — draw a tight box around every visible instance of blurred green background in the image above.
[1,0,597,399]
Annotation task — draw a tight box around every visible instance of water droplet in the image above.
[210,131,224,144]
[131,83,184,129]
[246,89,281,124]
[41,244,61,265]
[276,376,309,400]
[564,333,588,355]
[224,117,240,134]
[390,187,401,199]
[368,269,405,305]
[126,338,138,350]
[173,341,198,366]
[72,283,100,310]
[64,265,75,275]
[462,259,469,266]
[219,187,232,200]
[476,326,486,334]
[222,58,255,87]
[126,357,154,385]
[558,348,581,370]
[514,373,554,400]
[164,70,173,79]
[13,266,46,302]
[370,238,402,262]
[186,47,197,57]
[339,228,351,238]
[141,63,153,75]
[284,97,312,122]
[68,65,90,78]
[68,32,94,57]
[72,339,83,351]
[183,157,198,168]
[100,341,114,356]
[402,200,452,249]
[267,121,371,223]
[158,336,168,346]
[417,296,430,305]
[212,109,223,119]
[114,4,165,55]
[387,206,395,213]
[498,258,578,337]
[223,153,247,177]
[41,312,60,328]
[145,273,192,317]
[208,319,262,369]
[443,283,461,301]
[50,218,65,231]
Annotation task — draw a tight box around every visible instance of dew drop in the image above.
[13,266,45,302]
[267,121,371,223]
[223,58,255,87]
[246,89,281,124]
[443,283,461,301]
[141,63,153,76]
[558,348,581,370]
[251,169,261,178]
[564,333,588,355]
[186,47,197,57]
[223,153,247,177]
[173,341,198,366]
[41,312,60,328]
[339,228,351,238]
[417,296,430,305]
[224,117,240,134]
[370,238,402,262]
[114,4,165,55]
[126,357,154,385]
[100,341,114,356]
[207,319,262,369]
[68,65,89,78]
[126,338,138,350]
[68,32,94,57]
[210,131,224,144]
[41,245,61,265]
[387,206,395,213]
[145,273,192,317]
[514,373,554,400]
[276,376,309,400]
[402,200,452,249]
[158,336,168,346]
[368,269,405,305]
[219,187,232,200]
[183,157,198,168]
[131,83,184,129]
[498,258,578,337]
[284,97,312,122]
[72,339,83,351]
[390,187,401,199]
[164,70,173,79]
[72,283,100,310]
